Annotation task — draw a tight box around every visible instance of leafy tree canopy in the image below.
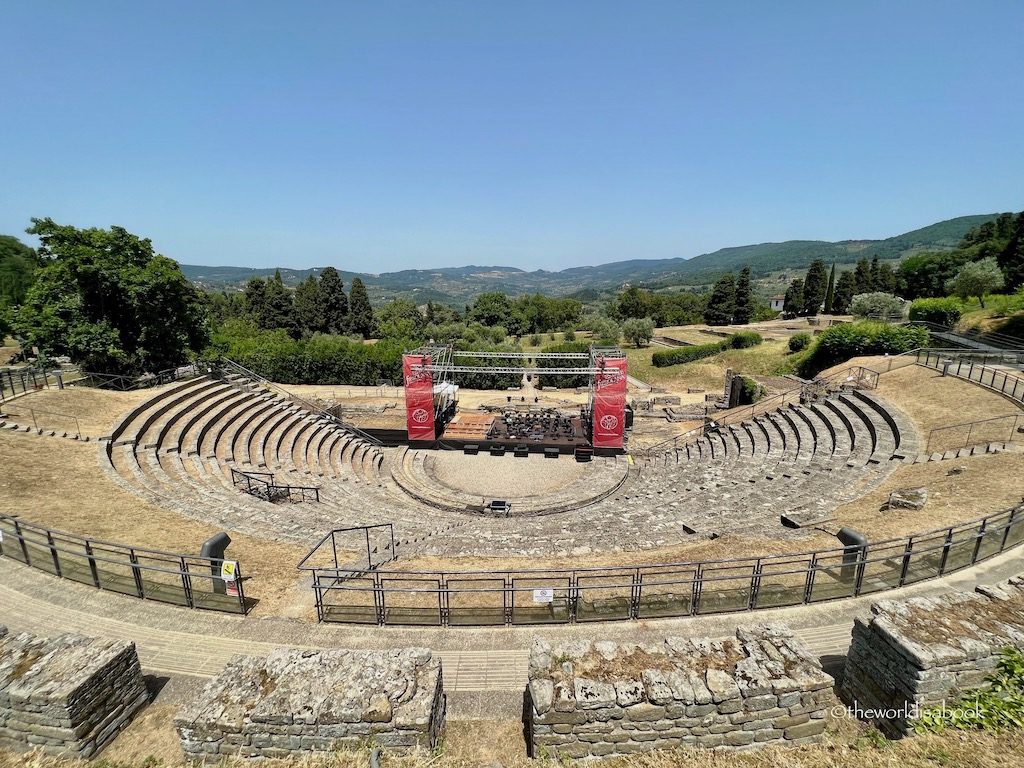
[946,257,1005,308]
[15,218,208,373]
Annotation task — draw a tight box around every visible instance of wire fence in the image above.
[927,413,1024,454]
[0,405,82,438]
[303,503,1024,626]
[0,514,249,613]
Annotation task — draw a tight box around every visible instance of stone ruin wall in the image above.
[842,576,1024,736]
[527,624,835,759]
[175,647,445,762]
[0,626,149,758]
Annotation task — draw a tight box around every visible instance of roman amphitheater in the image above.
[1,327,1023,763]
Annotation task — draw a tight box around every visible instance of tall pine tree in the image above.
[348,277,374,338]
[703,273,736,326]
[802,259,828,316]
[294,276,324,336]
[783,278,804,316]
[833,272,856,314]
[853,258,872,294]
[823,263,836,314]
[318,267,349,334]
[733,266,754,324]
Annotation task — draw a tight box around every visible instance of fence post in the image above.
[971,519,988,564]
[898,540,913,586]
[129,549,145,598]
[691,564,703,615]
[181,557,195,608]
[748,560,762,610]
[85,541,101,587]
[13,520,30,564]
[1001,509,1016,551]
[803,555,817,603]
[46,531,62,577]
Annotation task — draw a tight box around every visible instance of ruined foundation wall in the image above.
[0,626,149,758]
[527,624,834,759]
[842,576,1024,736]
[175,647,445,762]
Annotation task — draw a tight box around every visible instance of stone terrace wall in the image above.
[842,576,1024,736]
[0,625,148,758]
[175,647,445,762]
[527,624,834,759]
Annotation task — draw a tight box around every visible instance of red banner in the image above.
[592,356,628,449]
[403,354,436,441]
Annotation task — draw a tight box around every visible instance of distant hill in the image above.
[180,213,999,304]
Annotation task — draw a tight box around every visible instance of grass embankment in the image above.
[626,339,803,392]
[7,714,1024,768]
[956,291,1024,338]
[0,430,308,618]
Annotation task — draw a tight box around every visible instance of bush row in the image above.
[652,332,763,367]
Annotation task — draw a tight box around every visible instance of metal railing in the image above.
[74,363,202,392]
[0,514,249,613]
[0,367,60,402]
[905,321,1024,352]
[0,405,82,438]
[927,413,1024,454]
[230,467,321,503]
[916,350,1024,402]
[304,503,1024,626]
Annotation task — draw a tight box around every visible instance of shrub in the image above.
[788,332,812,352]
[849,292,907,319]
[909,297,964,326]
[913,647,1024,733]
[529,333,542,346]
[798,321,929,377]
[729,330,763,349]
[563,329,576,342]
[652,340,727,367]
[536,341,590,387]
[736,376,766,405]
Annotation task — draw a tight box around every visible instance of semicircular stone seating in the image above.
[99,374,920,560]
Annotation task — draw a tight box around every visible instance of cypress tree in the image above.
[294,275,324,336]
[823,263,836,314]
[783,278,804,316]
[853,258,872,294]
[802,259,828,316]
[703,273,736,326]
[318,267,349,334]
[733,266,754,324]
[833,271,856,314]
[348,277,374,338]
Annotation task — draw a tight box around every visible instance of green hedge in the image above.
[536,341,591,387]
[651,332,763,367]
[909,297,964,326]
[788,332,812,352]
[798,322,929,377]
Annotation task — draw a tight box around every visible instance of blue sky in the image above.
[2,1,1022,272]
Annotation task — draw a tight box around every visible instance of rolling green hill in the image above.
[176,212,999,304]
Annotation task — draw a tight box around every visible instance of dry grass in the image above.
[832,452,1024,541]
[0,387,169,438]
[6,715,1024,768]
[874,364,1022,437]
[0,430,308,617]
[625,339,799,394]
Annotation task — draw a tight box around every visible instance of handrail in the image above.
[230,467,321,503]
[0,513,248,614]
[0,405,82,439]
[926,413,1024,453]
[306,502,1024,625]
[219,358,383,446]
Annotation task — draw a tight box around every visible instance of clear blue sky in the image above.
[2,1,1022,272]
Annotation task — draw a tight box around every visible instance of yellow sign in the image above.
[220,560,237,582]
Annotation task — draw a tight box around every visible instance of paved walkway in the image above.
[3,544,1023,696]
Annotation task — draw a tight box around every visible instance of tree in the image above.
[832,271,856,314]
[733,266,754,325]
[318,267,349,334]
[868,257,881,292]
[783,278,804,315]
[14,218,208,373]
[0,234,38,307]
[262,270,297,337]
[582,313,621,345]
[348,277,374,338]
[997,212,1024,290]
[375,298,424,340]
[703,273,736,326]
[946,257,1005,308]
[622,317,655,347]
[853,258,872,294]
[293,276,324,336]
[823,264,836,314]
[802,259,828,316]
[616,285,652,320]
[243,278,269,324]
[469,292,513,328]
